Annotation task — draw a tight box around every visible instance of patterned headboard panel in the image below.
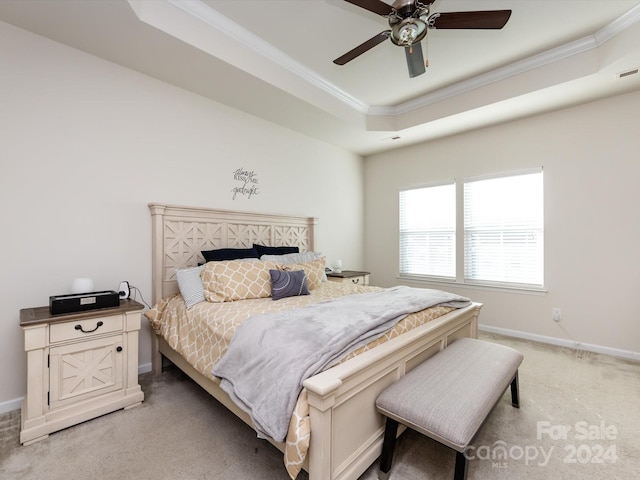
[149,203,317,303]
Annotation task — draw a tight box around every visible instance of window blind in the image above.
[399,183,455,278]
[463,170,543,286]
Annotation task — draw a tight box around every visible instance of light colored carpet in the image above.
[1,333,639,480]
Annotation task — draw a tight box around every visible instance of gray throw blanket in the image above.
[212,286,471,442]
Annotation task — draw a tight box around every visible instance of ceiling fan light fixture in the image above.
[390,18,427,46]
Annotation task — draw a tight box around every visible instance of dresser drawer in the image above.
[327,272,370,286]
[49,314,123,343]
[330,275,369,285]
[348,274,369,285]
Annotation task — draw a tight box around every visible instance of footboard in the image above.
[303,302,482,480]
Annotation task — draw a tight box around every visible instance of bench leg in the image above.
[510,370,520,408]
[454,450,468,480]
[379,418,399,480]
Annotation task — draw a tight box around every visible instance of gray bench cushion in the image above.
[376,337,523,452]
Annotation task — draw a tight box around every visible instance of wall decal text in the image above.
[232,167,260,200]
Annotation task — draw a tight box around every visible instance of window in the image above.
[399,169,544,289]
[399,183,456,278]
[464,170,544,287]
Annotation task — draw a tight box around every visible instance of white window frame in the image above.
[398,168,544,292]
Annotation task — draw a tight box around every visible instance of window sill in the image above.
[397,275,547,295]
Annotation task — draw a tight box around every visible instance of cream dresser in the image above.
[327,270,370,286]
[19,299,144,445]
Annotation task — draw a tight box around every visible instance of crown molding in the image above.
[374,4,640,116]
[596,2,640,45]
[372,35,597,116]
[166,0,369,113]
[166,1,640,119]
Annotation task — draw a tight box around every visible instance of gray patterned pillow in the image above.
[269,269,309,300]
[176,265,205,308]
[261,251,328,281]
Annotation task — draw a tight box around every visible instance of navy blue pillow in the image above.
[254,244,299,256]
[270,269,309,300]
[201,247,260,262]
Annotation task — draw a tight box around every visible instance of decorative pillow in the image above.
[269,269,309,300]
[175,265,205,308]
[278,257,326,290]
[201,247,260,262]
[261,251,328,281]
[253,244,299,256]
[201,259,277,303]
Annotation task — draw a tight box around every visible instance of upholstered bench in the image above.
[376,337,523,480]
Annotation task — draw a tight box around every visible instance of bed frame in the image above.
[148,203,482,480]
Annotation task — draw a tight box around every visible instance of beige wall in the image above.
[3,17,639,413]
[0,22,365,410]
[364,89,640,357]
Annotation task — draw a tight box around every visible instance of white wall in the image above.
[0,22,365,410]
[364,90,640,357]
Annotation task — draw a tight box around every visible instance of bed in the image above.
[147,203,482,480]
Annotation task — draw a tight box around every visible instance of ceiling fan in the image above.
[334,0,512,78]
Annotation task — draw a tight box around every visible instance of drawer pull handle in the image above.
[352,278,360,284]
[116,346,123,353]
[74,320,104,333]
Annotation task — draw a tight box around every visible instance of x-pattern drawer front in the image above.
[49,335,124,409]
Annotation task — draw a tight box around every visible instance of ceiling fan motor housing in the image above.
[390,1,430,22]
[392,0,417,17]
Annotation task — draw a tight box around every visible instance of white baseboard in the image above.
[480,324,640,362]
[1,362,155,416]
[0,397,22,415]
[139,362,152,375]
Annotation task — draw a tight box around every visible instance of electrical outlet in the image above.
[119,281,130,300]
[552,307,562,322]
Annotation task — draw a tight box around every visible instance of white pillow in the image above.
[175,265,205,308]
[260,251,328,281]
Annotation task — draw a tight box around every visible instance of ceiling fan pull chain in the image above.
[425,37,429,68]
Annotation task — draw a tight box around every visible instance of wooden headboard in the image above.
[149,203,317,304]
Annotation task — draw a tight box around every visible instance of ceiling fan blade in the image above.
[333,31,391,65]
[344,0,394,17]
[405,43,426,78]
[429,10,512,29]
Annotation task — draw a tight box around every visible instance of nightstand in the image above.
[327,270,370,286]
[19,299,145,445]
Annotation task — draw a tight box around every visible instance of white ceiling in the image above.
[2,0,640,155]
